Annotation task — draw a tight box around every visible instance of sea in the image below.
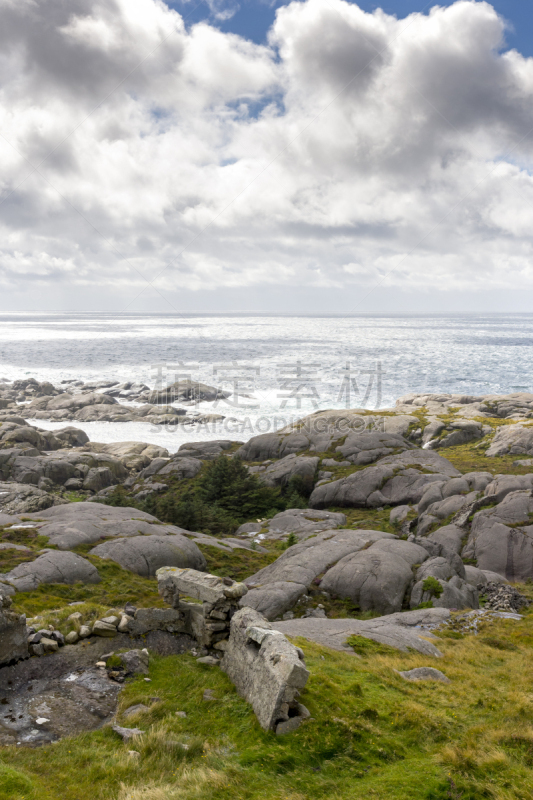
[1,312,532,453]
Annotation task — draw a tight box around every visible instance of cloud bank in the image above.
[1,0,533,310]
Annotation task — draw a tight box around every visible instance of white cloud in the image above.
[1,0,533,310]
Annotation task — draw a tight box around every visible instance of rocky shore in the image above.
[3,387,533,747]
[0,377,228,426]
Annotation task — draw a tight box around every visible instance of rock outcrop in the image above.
[309,449,460,510]
[463,490,533,581]
[236,426,416,462]
[90,535,206,577]
[236,509,347,541]
[272,608,449,657]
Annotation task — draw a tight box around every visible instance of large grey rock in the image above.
[273,608,449,657]
[83,467,116,492]
[417,492,477,536]
[176,440,241,460]
[483,474,533,504]
[464,565,508,586]
[242,529,396,620]
[259,508,347,541]
[6,502,193,550]
[396,392,533,420]
[319,539,430,615]
[426,524,465,555]
[52,427,90,447]
[417,473,493,515]
[410,574,478,610]
[119,649,150,674]
[486,425,533,457]
[463,490,533,580]
[28,391,117,413]
[0,595,28,666]
[257,454,319,491]
[424,420,484,449]
[0,482,64,514]
[153,457,202,480]
[236,419,417,462]
[80,441,169,470]
[399,667,450,683]
[0,424,62,451]
[334,431,415,464]
[139,458,169,478]
[309,450,460,510]
[143,379,229,404]
[3,551,100,592]
[221,607,309,732]
[89,535,206,577]
[0,447,129,488]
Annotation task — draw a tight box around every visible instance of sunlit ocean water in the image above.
[1,313,532,452]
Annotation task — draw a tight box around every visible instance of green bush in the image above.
[422,576,443,599]
[142,455,285,536]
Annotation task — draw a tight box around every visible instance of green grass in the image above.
[346,635,401,657]
[437,437,533,475]
[10,557,165,617]
[197,542,283,583]
[4,610,533,799]
[0,525,51,573]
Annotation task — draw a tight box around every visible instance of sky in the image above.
[1,0,533,313]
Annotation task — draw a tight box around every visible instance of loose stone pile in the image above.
[479,582,530,613]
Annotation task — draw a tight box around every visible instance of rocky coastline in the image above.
[3,386,533,750]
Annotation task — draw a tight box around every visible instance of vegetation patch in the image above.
[197,542,281,583]
[346,635,401,657]
[103,455,311,537]
[436,438,533,475]
[10,557,165,617]
[422,577,443,599]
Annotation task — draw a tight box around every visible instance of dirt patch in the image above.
[0,631,194,746]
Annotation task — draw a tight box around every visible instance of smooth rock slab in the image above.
[127,608,185,636]
[257,455,319,491]
[320,539,430,615]
[273,608,449,657]
[0,502,196,550]
[3,550,100,592]
[89,534,206,577]
[0,482,63,515]
[259,509,347,541]
[486,425,533,457]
